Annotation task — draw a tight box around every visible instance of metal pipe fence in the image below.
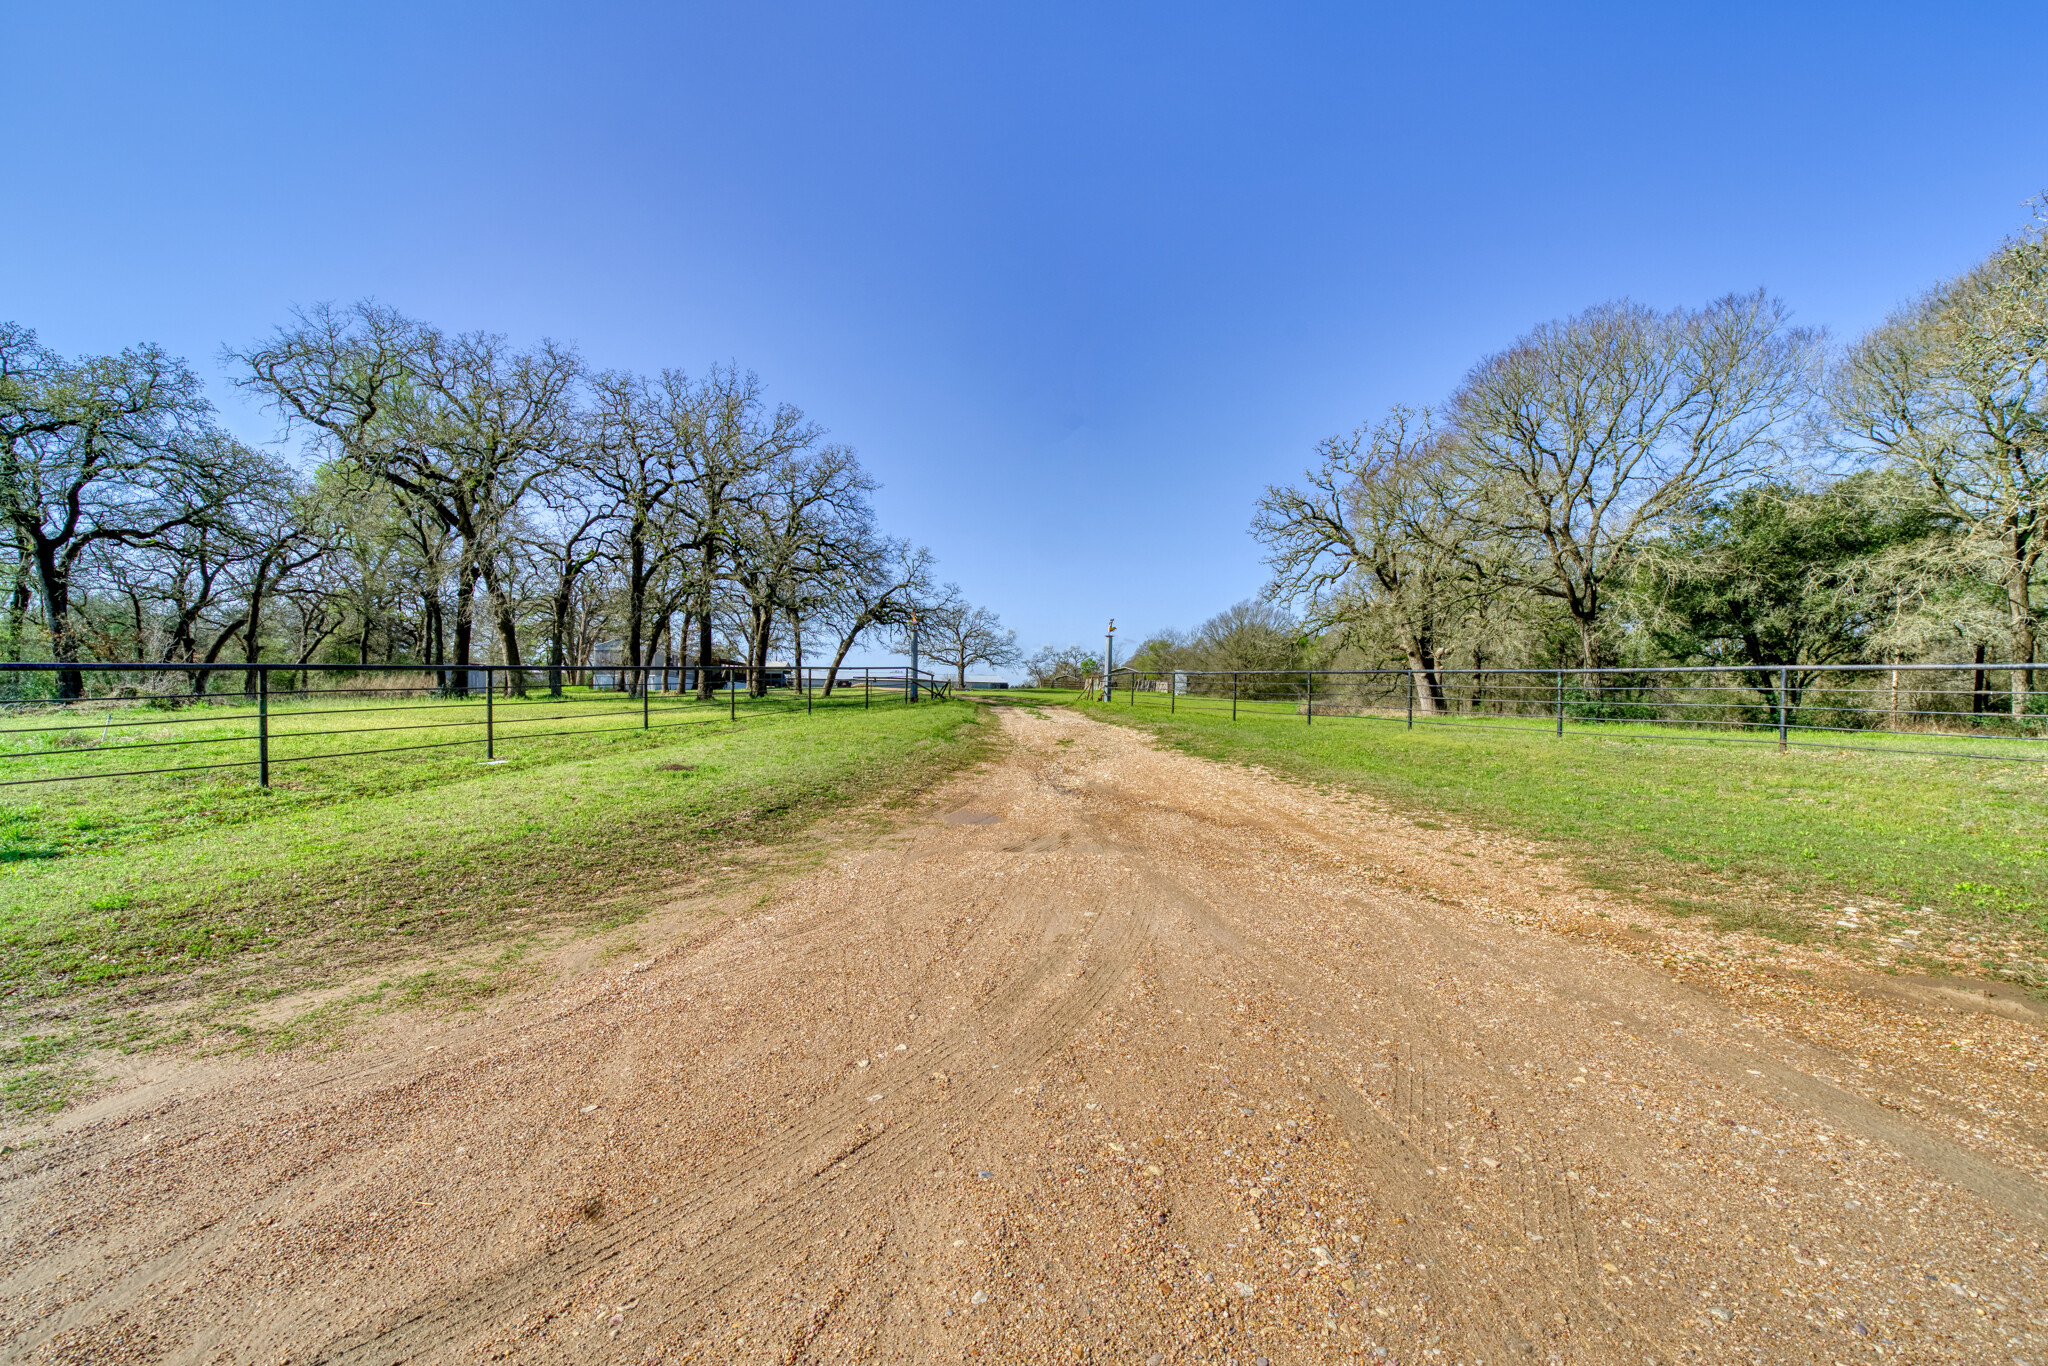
[0,661,951,789]
[1101,661,2048,761]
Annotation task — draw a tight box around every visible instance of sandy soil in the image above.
[3,704,2046,1364]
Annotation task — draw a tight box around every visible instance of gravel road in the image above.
[3,704,2045,1364]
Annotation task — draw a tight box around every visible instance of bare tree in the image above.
[580,370,696,693]
[1021,642,1097,687]
[679,368,818,698]
[1830,219,2048,707]
[306,464,408,666]
[0,304,981,703]
[524,474,612,696]
[730,444,875,694]
[0,325,253,696]
[817,536,935,694]
[1450,292,1819,670]
[920,590,1020,687]
[1253,406,1470,711]
[233,304,580,692]
[231,465,329,693]
[388,325,580,692]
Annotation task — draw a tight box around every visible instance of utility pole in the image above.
[1103,619,1116,702]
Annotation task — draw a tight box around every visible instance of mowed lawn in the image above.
[0,689,987,1110]
[1003,689,2048,985]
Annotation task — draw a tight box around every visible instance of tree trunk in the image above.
[748,607,772,697]
[426,595,446,688]
[31,539,82,700]
[2008,562,2036,716]
[624,533,647,697]
[547,587,572,698]
[5,536,31,665]
[496,599,526,697]
[1403,639,1444,714]
[452,572,475,695]
[696,605,716,700]
[1573,611,1601,685]
[822,621,866,697]
[191,615,248,696]
[676,611,692,693]
[242,564,269,696]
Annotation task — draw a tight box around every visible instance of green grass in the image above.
[1069,692,2048,984]
[0,689,987,1110]
[0,682,850,854]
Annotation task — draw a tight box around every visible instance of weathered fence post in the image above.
[1555,669,1564,738]
[486,666,495,759]
[1407,670,1414,730]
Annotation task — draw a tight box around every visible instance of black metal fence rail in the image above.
[0,661,950,789]
[1100,661,2048,761]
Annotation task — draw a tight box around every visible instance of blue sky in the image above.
[6,3,2046,666]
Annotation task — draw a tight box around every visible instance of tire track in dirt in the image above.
[313,822,1151,1362]
[1094,817,1625,1360]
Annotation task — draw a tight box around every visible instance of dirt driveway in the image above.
[4,705,2045,1363]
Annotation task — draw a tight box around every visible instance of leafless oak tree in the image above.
[1450,292,1819,669]
[1830,224,2048,706]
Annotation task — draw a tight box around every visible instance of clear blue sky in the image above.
[7,4,2046,666]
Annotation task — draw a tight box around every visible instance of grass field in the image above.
[0,688,987,1111]
[0,681,901,852]
[996,688,2048,986]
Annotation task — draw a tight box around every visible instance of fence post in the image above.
[1232,672,1238,721]
[1170,673,1175,714]
[257,666,270,788]
[865,673,870,710]
[486,666,495,759]
[1407,670,1414,730]
[731,672,738,720]
[1778,664,1789,751]
[643,667,650,729]
[1307,669,1313,726]
[807,668,813,715]
[1555,669,1564,737]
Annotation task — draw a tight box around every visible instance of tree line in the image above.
[0,302,1019,700]
[1079,205,2048,715]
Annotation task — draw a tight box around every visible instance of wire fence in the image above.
[0,661,952,790]
[1094,661,2048,761]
